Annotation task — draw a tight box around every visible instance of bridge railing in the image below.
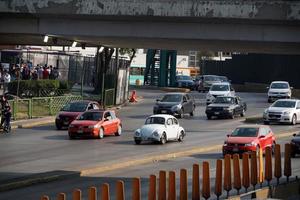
[40,143,293,200]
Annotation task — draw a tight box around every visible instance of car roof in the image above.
[148,114,176,119]
[271,81,289,84]
[236,125,269,129]
[275,99,299,102]
[85,109,105,112]
[165,92,186,95]
[211,82,231,86]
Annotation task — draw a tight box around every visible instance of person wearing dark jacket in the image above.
[0,94,11,132]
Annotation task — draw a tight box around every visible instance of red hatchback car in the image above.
[68,110,122,139]
[55,100,100,130]
[222,125,276,156]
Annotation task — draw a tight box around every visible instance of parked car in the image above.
[175,75,195,90]
[55,100,100,130]
[153,93,195,118]
[206,82,235,105]
[267,81,292,103]
[68,109,122,139]
[196,75,221,92]
[133,114,185,145]
[222,125,276,156]
[291,133,300,157]
[205,96,247,119]
[263,99,300,125]
[218,76,230,83]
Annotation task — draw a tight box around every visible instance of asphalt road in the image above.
[1,89,300,199]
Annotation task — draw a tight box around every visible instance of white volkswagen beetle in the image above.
[134,114,185,145]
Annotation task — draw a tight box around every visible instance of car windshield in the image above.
[204,76,219,81]
[210,85,229,91]
[272,101,296,108]
[177,76,192,81]
[61,102,87,112]
[214,97,234,104]
[145,117,165,125]
[161,94,182,102]
[271,83,289,89]
[78,112,103,121]
[231,128,259,137]
[218,76,228,81]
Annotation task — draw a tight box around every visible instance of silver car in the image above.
[263,99,300,125]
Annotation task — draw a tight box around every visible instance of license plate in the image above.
[77,130,83,134]
[233,148,239,152]
[161,110,167,114]
[215,112,220,115]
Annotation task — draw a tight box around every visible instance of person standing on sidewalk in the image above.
[3,70,11,93]
[0,94,12,132]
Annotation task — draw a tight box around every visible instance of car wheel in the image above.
[135,140,141,145]
[178,131,185,142]
[240,109,245,117]
[115,125,122,136]
[160,133,167,144]
[190,110,194,117]
[263,121,270,125]
[98,128,104,139]
[207,115,212,120]
[291,114,297,125]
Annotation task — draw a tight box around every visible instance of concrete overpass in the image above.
[0,0,300,54]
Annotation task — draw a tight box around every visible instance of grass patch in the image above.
[244,116,263,124]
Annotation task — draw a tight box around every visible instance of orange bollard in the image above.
[223,154,232,197]
[233,154,241,194]
[242,153,250,192]
[149,175,157,200]
[250,151,258,189]
[284,143,292,182]
[192,164,200,200]
[116,180,125,200]
[41,195,49,200]
[215,159,223,199]
[258,146,264,187]
[57,193,66,200]
[88,187,97,200]
[168,171,176,200]
[180,169,188,200]
[159,171,166,200]
[73,189,82,200]
[274,144,282,185]
[101,183,110,200]
[132,177,141,200]
[202,161,210,200]
[265,147,273,185]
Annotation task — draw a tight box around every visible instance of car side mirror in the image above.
[226,134,230,137]
[293,133,297,137]
[104,118,109,122]
[259,135,265,138]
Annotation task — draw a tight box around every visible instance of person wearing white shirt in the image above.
[3,70,11,93]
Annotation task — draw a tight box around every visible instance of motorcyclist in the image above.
[0,94,11,132]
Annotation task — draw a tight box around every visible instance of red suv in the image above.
[222,125,276,156]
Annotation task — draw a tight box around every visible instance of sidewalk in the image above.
[10,116,55,129]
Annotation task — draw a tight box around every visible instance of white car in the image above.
[206,82,235,105]
[267,81,292,103]
[263,99,300,125]
[134,114,185,145]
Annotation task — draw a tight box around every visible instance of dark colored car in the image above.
[205,96,247,119]
[175,75,195,90]
[55,100,100,130]
[291,133,300,157]
[153,93,195,118]
[196,75,221,92]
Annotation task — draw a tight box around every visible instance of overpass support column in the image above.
[159,50,168,87]
[169,50,177,87]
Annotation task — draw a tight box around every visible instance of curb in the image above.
[0,129,296,192]
[10,118,55,130]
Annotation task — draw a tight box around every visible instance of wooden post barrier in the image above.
[41,195,50,200]
[159,171,167,200]
[242,153,250,192]
[101,183,110,200]
[168,171,176,200]
[224,154,232,198]
[133,177,141,200]
[265,147,272,186]
[284,143,292,182]
[192,164,200,200]
[180,169,188,200]
[88,187,97,200]
[73,189,82,200]
[116,180,125,200]
[57,193,66,200]
[250,151,258,189]
[215,159,223,200]
[202,161,210,200]
[233,154,241,194]
[149,175,157,200]
[274,144,282,185]
[258,147,264,188]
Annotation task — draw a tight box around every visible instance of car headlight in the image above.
[135,130,140,136]
[88,125,100,129]
[224,107,232,111]
[171,104,181,111]
[245,141,256,147]
[206,107,212,110]
[69,124,74,128]
[283,111,291,115]
[153,131,159,137]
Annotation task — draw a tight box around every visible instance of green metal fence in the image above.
[9,95,83,120]
[104,89,115,107]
